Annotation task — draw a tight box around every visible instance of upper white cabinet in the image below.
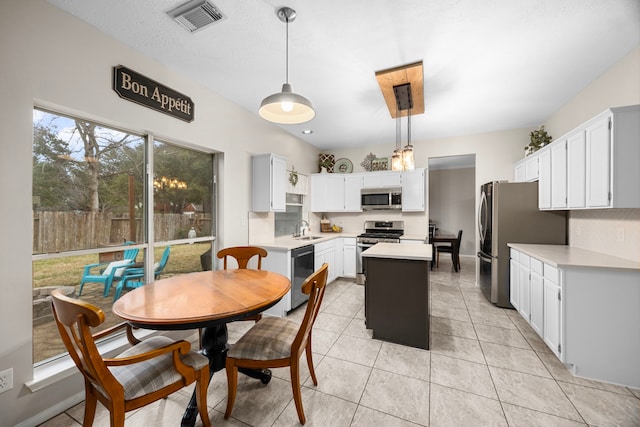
[524,153,539,182]
[567,131,586,208]
[517,105,640,210]
[361,171,401,188]
[550,140,567,209]
[401,168,427,211]
[514,159,525,182]
[252,153,286,212]
[310,173,362,212]
[537,147,551,209]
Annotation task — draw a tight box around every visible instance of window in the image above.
[32,108,216,364]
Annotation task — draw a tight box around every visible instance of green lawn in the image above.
[33,242,212,288]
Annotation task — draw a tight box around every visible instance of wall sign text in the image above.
[113,65,194,122]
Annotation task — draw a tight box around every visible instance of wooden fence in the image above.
[33,211,212,254]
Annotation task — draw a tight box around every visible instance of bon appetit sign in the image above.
[113,65,194,122]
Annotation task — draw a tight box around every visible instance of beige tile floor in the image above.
[39,257,640,427]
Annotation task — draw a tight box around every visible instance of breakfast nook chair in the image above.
[437,229,463,272]
[216,246,268,323]
[50,288,211,427]
[224,263,329,425]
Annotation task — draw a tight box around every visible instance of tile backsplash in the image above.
[569,209,640,261]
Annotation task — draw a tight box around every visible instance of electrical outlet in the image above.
[0,368,13,394]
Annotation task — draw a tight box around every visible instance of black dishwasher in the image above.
[290,245,314,310]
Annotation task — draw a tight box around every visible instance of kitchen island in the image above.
[363,242,432,349]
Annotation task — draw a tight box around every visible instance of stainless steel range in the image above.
[356,220,404,284]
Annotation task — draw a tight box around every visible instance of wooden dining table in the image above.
[112,269,291,427]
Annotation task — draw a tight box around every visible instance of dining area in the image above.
[427,224,463,272]
[49,246,330,427]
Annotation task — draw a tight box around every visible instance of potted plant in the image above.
[525,125,552,155]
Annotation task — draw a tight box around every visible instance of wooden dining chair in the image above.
[50,289,211,427]
[224,263,329,425]
[216,246,268,322]
[437,229,463,272]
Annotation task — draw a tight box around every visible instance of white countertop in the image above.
[507,244,640,271]
[362,242,433,261]
[251,233,358,251]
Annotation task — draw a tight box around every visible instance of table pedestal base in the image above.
[181,324,272,427]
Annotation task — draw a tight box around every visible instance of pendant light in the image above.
[402,106,415,171]
[259,7,315,124]
[391,104,403,171]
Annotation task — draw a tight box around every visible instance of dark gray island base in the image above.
[363,243,432,350]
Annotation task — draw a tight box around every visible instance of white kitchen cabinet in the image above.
[517,105,640,210]
[260,249,291,317]
[344,174,363,211]
[585,114,611,208]
[550,140,567,209]
[509,253,520,311]
[510,249,542,336]
[310,173,362,212]
[542,263,561,358]
[252,153,286,212]
[314,240,336,283]
[401,168,426,211]
[343,237,356,279]
[361,171,401,188]
[537,148,551,209]
[524,153,539,182]
[567,131,586,208]
[509,244,640,387]
[517,253,530,321]
[333,237,344,278]
[529,258,544,336]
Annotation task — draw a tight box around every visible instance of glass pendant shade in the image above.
[391,149,403,171]
[259,83,315,124]
[402,144,415,171]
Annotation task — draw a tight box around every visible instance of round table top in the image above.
[112,269,291,330]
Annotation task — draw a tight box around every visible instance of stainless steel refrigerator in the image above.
[477,181,567,308]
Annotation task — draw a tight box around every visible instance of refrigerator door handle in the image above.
[478,190,488,244]
[477,251,492,262]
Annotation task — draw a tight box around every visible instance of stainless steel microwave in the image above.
[361,188,402,210]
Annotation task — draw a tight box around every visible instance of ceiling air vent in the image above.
[168,0,226,33]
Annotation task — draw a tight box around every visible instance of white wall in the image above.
[0,2,319,425]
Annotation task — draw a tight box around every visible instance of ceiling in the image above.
[48,0,639,151]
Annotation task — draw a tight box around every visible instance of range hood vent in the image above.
[168,0,226,33]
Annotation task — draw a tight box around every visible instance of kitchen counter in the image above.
[507,244,640,271]
[251,233,358,251]
[362,242,432,261]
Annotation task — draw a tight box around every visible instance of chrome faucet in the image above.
[294,219,310,238]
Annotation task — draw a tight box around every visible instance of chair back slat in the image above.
[217,246,267,270]
[292,264,328,355]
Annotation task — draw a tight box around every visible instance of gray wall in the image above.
[428,168,476,256]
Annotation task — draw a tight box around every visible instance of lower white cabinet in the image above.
[342,237,356,279]
[314,240,336,283]
[542,263,561,357]
[509,245,640,387]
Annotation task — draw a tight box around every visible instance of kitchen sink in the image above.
[296,236,322,241]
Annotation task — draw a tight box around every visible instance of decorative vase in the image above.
[320,167,327,174]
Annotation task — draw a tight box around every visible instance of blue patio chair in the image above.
[78,243,139,297]
[113,246,171,301]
